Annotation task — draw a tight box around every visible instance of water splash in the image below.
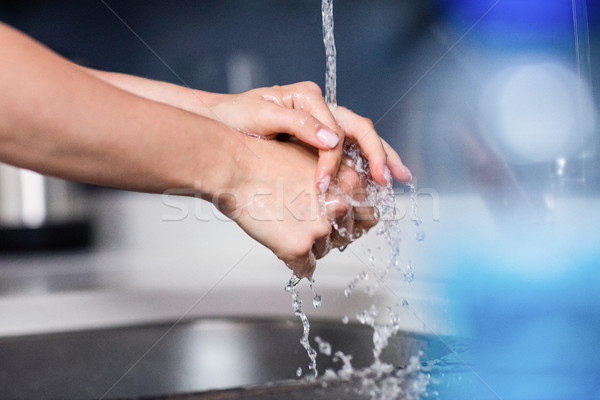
[332,350,355,380]
[321,304,429,400]
[326,177,428,398]
[324,141,397,246]
[344,270,369,298]
[285,274,318,378]
[315,336,332,356]
[296,1,430,398]
[402,262,415,284]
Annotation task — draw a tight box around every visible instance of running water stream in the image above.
[288,1,593,397]
[322,0,337,106]
[285,2,428,397]
[284,0,338,380]
[285,274,319,378]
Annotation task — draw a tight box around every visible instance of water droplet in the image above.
[296,367,303,377]
[285,274,302,292]
[338,244,348,252]
[313,294,322,309]
[309,278,322,309]
[415,231,426,242]
[315,336,332,356]
[341,315,349,324]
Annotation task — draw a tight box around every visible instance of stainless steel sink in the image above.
[0,317,454,399]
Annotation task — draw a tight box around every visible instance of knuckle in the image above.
[357,114,374,127]
[299,80,322,94]
[358,117,377,137]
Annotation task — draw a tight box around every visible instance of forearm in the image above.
[0,23,233,198]
[80,66,221,120]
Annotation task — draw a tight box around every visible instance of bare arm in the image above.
[0,22,377,276]
[0,22,232,199]
[80,67,412,187]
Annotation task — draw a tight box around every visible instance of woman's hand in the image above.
[81,68,412,189]
[216,131,377,278]
[202,83,412,189]
[0,22,394,278]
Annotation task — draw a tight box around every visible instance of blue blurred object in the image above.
[443,226,600,400]
[440,0,593,50]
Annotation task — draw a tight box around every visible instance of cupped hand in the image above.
[215,131,377,278]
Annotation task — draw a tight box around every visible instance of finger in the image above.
[282,83,346,191]
[381,138,412,182]
[282,216,331,277]
[333,106,389,186]
[257,103,340,150]
[315,147,342,193]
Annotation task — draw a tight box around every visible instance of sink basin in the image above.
[0,317,455,399]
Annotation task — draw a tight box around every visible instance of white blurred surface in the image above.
[0,189,462,337]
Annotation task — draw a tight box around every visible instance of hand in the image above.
[201,82,412,189]
[332,105,412,184]
[0,23,393,278]
[79,69,412,188]
[215,131,376,278]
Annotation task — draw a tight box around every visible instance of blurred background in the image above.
[0,1,599,398]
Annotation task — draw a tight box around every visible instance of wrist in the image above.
[190,90,227,119]
[178,118,238,204]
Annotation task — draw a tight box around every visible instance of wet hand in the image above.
[216,132,375,278]
[332,105,412,185]
[203,82,411,191]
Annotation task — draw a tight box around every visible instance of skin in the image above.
[81,69,412,187]
[0,22,411,277]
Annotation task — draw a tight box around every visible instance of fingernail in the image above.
[316,128,339,148]
[384,166,392,185]
[319,175,331,193]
